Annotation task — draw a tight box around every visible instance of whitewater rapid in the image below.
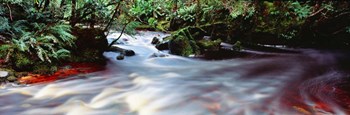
[0,31,349,115]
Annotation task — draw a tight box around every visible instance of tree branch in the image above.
[308,8,325,18]
[6,3,13,21]
[104,1,122,32]
[108,23,129,48]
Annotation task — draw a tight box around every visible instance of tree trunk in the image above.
[90,13,96,28]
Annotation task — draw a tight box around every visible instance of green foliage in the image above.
[13,53,32,69]
[176,4,197,22]
[346,26,350,33]
[280,30,297,40]
[15,22,74,62]
[322,2,334,12]
[228,0,255,19]
[33,64,58,74]
[254,1,314,39]
[147,17,158,27]
[125,21,141,35]
[290,1,311,20]
[129,0,154,18]
[0,17,10,32]
[0,1,76,71]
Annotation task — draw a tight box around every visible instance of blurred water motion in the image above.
[0,31,349,115]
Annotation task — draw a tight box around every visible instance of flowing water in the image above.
[0,31,350,115]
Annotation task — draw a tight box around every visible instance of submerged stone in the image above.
[149,53,169,58]
[116,54,125,60]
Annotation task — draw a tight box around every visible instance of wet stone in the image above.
[116,54,125,60]
[156,42,169,50]
[0,71,9,78]
[150,53,169,58]
[124,50,135,56]
[7,76,17,82]
[151,37,160,45]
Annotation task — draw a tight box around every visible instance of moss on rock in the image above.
[169,35,194,56]
[167,26,223,57]
[198,39,222,51]
[7,76,17,82]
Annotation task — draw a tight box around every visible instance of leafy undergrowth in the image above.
[18,63,105,84]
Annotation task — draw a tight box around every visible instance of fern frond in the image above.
[55,49,70,59]
[48,23,76,46]
[12,39,29,52]
[0,17,10,32]
[35,46,46,62]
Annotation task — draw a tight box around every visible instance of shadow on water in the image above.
[0,31,350,115]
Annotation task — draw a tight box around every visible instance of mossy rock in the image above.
[169,35,195,56]
[167,26,219,56]
[156,20,170,31]
[7,76,17,82]
[198,39,222,51]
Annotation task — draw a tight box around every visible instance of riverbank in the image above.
[0,62,105,84]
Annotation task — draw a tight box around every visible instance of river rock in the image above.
[116,54,125,60]
[123,50,135,56]
[108,46,135,56]
[150,53,169,58]
[169,35,198,56]
[7,76,17,82]
[155,42,169,50]
[0,71,9,78]
[151,37,160,45]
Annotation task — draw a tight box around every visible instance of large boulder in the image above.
[169,35,196,56]
[166,26,222,57]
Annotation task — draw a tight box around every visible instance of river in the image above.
[0,31,349,115]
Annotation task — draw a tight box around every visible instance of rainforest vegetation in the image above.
[0,0,349,82]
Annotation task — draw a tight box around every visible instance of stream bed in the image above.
[0,31,350,115]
